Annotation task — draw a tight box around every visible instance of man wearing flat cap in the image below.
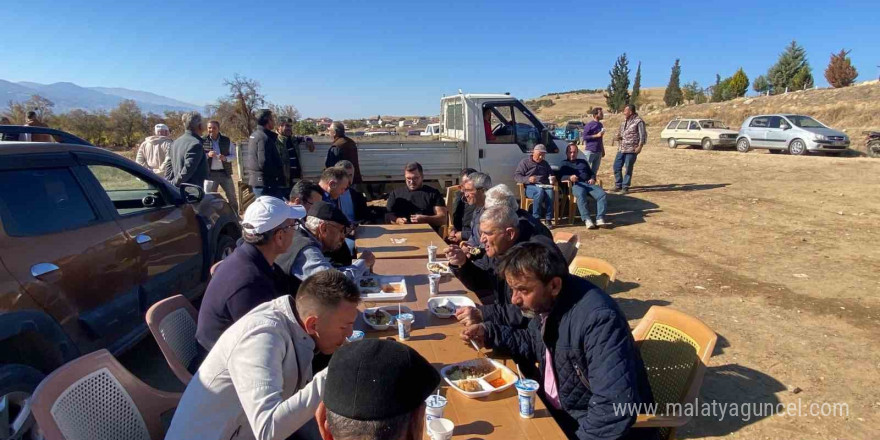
[316,339,441,440]
[275,201,375,292]
[514,144,556,229]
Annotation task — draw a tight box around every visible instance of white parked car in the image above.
[661,118,739,150]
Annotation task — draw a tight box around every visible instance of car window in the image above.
[688,121,700,130]
[0,168,98,236]
[666,121,679,129]
[786,115,824,128]
[767,116,784,129]
[87,164,166,216]
[512,105,541,151]
[676,121,689,129]
[750,117,769,128]
[483,105,514,144]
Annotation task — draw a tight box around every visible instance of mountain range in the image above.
[0,79,201,114]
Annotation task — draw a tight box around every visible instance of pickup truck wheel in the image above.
[213,234,236,263]
[788,139,807,155]
[701,138,714,150]
[667,138,677,149]
[736,138,750,153]
[0,364,46,440]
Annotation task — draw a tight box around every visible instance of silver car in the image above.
[736,114,850,155]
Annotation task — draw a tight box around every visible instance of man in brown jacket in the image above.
[613,104,647,194]
[324,122,362,184]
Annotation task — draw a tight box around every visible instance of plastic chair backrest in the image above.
[145,295,199,385]
[30,349,180,440]
[568,256,617,291]
[445,185,461,229]
[552,231,580,265]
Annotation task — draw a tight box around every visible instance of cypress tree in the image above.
[605,53,631,113]
[663,59,683,107]
[631,62,642,107]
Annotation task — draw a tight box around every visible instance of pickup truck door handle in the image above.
[136,234,152,245]
[31,263,60,278]
[479,149,484,159]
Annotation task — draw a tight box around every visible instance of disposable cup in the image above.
[203,180,215,192]
[515,379,539,419]
[396,313,414,340]
[425,395,447,421]
[427,245,438,263]
[428,274,442,296]
[426,418,454,440]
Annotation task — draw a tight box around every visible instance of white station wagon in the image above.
[661,118,739,150]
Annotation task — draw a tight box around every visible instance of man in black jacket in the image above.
[247,109,287,199]
[462,242,656,440]
[163,111,209,187]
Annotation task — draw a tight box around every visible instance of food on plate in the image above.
[446,363,495,381]
[432,304,455,315]
[359,278,379,288]
[381,283,401,293]
[467,246,485,259]
[456,380,482,392]
[427,262,450,274]
[364,310,392,326]
[488,377,507,388]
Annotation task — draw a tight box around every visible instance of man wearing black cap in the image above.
[276,201,375,292]
[316,339,441,440]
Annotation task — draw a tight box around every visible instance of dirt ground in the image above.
[121,144,879,439]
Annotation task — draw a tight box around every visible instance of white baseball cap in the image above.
[242,196,307,234]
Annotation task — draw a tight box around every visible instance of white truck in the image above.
[298,93,575,191]
[420,123,442,137]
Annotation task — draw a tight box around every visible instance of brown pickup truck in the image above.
[0,132,240,439]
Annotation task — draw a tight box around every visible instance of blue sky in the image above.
[1,0,878,119]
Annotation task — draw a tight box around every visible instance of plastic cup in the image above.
[203,180,215,192]
[426,418,454,440]
[346,330,364,343]
[425,395,447,421]
[427,245,438,263]
[396,313,414,340]
[428,274,441,296]
[515,379,539,419]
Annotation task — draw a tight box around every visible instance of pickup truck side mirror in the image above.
[180,183,205,204]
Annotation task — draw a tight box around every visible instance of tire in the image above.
[868,140,880,158]
[701,138,714,151]
[667,138,677,149]
[0,364,46,440]
[788,139,807,155]
[213,234,236,263]
[736,138,750,153]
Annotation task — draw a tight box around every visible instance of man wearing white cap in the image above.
[196,196,307,351]
[135,123,173,174]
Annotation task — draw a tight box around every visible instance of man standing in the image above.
[166,270,361,440]
[385,162,447,230]
[203,120,238,212]
[325,121,362,184]
[559,142,609,229]
[274,117,293,195]
[277,116,314,185]
[462,242,656,440]
[582,107,606,175]
[316,339,441,440]
[136,124,173,174]
[514,144,555,228]
[164,111,209,187]
[247,109,286,199]
[613,104,647,194]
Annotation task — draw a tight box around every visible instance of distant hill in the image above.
[0,79,201,114]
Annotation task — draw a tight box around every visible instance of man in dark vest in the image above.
[324,122,362,184]
[277,116,315,186]
[276,201,375,292]
[247,109,286,199]
[203,120,238,212]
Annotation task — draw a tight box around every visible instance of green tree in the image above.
[710,74,724,102]
[108,99,146,148]
[293,120,319,135]
[767,40,811,93]
[824,49,858,88]
[163,110,186,137]
[728,68,750,98]
[681,81,700,103]
[791,65,814,90]
[663,59,683,107]
[59,109,109,145]
[631,62,642,107]
[753,75,771,94]
[604,53,631,113]
[694,91,708,104]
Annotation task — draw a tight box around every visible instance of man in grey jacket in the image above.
[166,269,361,440]
[163,111,209,187]
[247,109,287,199]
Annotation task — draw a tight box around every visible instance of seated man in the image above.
[318,166,350,205]
[482,107,497,142]
[446,204,560,332]
[276,201,375,292]
[464,184,551,248]
[334,160,370,224]
[385,162,447,230]
[166,270,361,440]
[288,179,324,212]
[448,168,477,243]
[196,196,305,351]
[459,172,491,246]
[559,142,609,230]
[316,339,441,440]
[514,144,555,228]
[461,242,656,440]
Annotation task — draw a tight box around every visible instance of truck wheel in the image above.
[736,138,750,153]
[213,234,236,263]
[788,139,807,155]
[0,364,46,440]
[701,138,714,150]
[667,138,677,149]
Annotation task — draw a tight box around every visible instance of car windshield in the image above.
[786,116,825,128]
[700,120,728,129]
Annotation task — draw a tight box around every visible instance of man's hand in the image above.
[635,146,643,154]
[218,154,227,162]
[601,151,606,158]
[306,139,315,152]
[587,178,596,185]
[455,306,483,326]
[460,324,486,347]
[359,250,376,269]
[410,214,427,224]
[569,175,578,183]
[394,217,408,225]
[528,176,538,184]
[446,245,467,266]
[447,230,462,243]
[206,151,216,158]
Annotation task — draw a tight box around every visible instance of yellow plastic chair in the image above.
[442,185,461,240]
[517,182,561,226]
[631,306,718,440]
[568,255,617,291]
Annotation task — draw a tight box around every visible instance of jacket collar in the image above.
[238,242,275,277]
[296,224,323,251]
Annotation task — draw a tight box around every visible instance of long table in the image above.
[355,224,447,260]
[358,258,566,440]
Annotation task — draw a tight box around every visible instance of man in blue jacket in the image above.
[462,241,656,440]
